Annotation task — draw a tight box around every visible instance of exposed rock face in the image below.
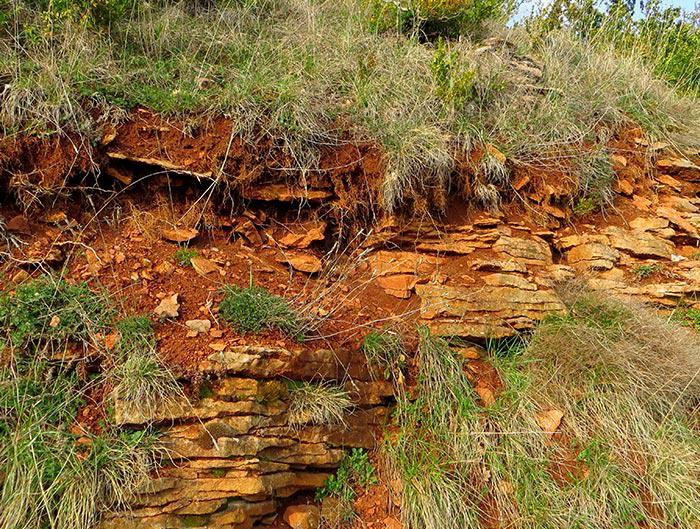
[416,279,565,338]
[102,346,391,529]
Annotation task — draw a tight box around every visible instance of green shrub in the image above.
[0,276,114,351]
[115,315,155,357]
[633,263,663,279]
[218,285,301,336]
[368,0,507,38]
[173,248,198,266]
[316,448,377,501]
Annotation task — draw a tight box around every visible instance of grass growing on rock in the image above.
[361,329,406,381]
[0,277,177,529]
[287,381,353,429]
[110,315,182,420]
[386,293,700,529]
[218,284,303,337]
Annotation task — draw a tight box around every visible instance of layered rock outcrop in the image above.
[101,346,392,529]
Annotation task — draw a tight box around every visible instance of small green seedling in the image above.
[174,248,198,266]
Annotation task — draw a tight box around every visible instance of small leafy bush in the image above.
[173,248,198,266]
[218,285,301,336]
[115,315,155,357]
[368,0,507,38]
[0,276,114,350]
[633,263,662,279]
[316,448,378,502]
[431,38,476,105]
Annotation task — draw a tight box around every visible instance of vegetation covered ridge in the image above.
[1,0,699,213]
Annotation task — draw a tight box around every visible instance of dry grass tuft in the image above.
[287,381,353,428]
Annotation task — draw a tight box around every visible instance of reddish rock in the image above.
[283,505,320,529]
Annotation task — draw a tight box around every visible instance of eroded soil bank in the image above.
[2,118,700,529]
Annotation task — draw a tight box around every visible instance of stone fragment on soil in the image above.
[602,226,673,259]
[278,222,327,249]
[369,250,444,276]
[154,294,180,319]
[280,252,322,273]
[656,157,699,171]
[162,227,198,243]
[186,319,211,334]
[535,408,564,436]
[191,256,221,276]
[283,505,320,529]
[565,242,620,270]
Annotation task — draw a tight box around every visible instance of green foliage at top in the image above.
[316,448,377,502]
[218,284,301,336]
[1,0,699,214]
[0,276,114,350]
[367,0,509,38]
[531,0,700,95]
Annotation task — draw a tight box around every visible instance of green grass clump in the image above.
[633,263,663,279]
[110,315,181,419]
[218,285,301,336]
[287,381,353,428]
[361,329,405,380]
[173,248,198,266]
[671,305,700,330]
[0,276,114,351]
[0,359,163,529]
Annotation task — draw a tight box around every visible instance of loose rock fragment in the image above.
[186,319,211,334]
[536,408,564,436]
[284,505,320,529]
[162,227,198,243]
[154,294,180,319]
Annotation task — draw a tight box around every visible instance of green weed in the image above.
[361,329,405,381]
[0,276,114,351]
[633,263,663,279]
[173,248,198,266]
[218,284,302,336]
[316,448,377,523]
